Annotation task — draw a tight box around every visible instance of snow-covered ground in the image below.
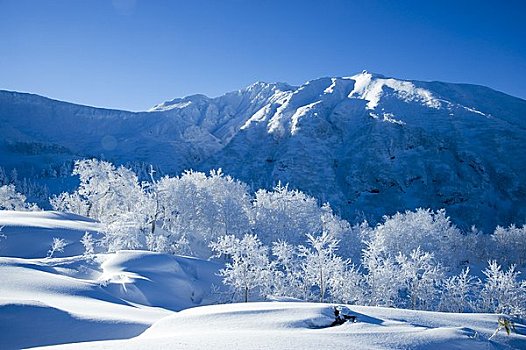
[0,210,103,258]
[38,302,526,350]
[0,211,221,349]
[1,211,525,349]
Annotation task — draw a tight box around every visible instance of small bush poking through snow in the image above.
[47,237,67,258]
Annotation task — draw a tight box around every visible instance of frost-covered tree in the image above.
[362,238,403,307]
[50,191,90,216]
[0,184,38,211]
[480,261,526,317]
[396,247,444,310]
[81,232,95,256]
[51,159,147,221]
[463,226,491,265]
[439,267,478,313]
[347,220,373,261]
[369,208,465,268]
[0,167,7,185]
[51,159,155,252]
[150,175,189,253]
[298,232,346,302]
[253,183,322,246]
[211,234,272,302]
[155,170,252,257]
[320,203,358,258]
[47,237,67,258]
[491,225,526,266]
[207,169,252,236]
[271,240,307,299]
[102,212,147,252]
[10,168,18,185]
[145,231,169,252]
[329,263,364,305]
[73,159,147,221]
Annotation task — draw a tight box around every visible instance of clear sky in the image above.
[1,0,525,111]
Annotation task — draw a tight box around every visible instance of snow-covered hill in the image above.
[1,71,526,230]
[0,211,525,349]
[37,302,526,350]
[0,211,222,349]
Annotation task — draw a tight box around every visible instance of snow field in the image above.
[36,302,526,350]
[0,211,525,349]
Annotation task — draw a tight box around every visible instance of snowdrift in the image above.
[0,210,103,258]
[0,211,222,349]
[0,254,169,349]
[99,250,222,311]
[37,302,526,350]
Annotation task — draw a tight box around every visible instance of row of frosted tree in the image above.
[1,159,525,316]
[49,159,353,258]
[212,232,525,317]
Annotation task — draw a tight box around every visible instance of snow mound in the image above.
[0,212,222,349]
[0,251,222,349]
[141,302,342,336]
[99,250,222,310]
[38,302,526,350]
[0,300,148,350]
[0,210,103,258]
[0,255,169,350]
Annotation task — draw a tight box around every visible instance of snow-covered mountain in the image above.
[1,71,525,230]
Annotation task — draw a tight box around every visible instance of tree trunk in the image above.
[320,268,324,302]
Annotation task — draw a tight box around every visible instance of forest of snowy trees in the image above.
[1,159,525,317]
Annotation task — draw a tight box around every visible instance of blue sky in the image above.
[1,0,525,111]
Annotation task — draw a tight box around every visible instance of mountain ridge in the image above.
[1,72,525,231]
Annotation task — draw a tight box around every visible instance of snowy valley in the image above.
[1,72,526,349]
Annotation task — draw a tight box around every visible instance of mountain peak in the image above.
[346,71,441,110]
[148,94,211,112]
[240,81,295,94]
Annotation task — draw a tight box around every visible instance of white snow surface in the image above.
[0,210,103,258]
[37,302,526,350]
[348,71,442,110]
[0,211,525,349]
[0,211,222,349]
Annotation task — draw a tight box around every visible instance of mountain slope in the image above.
[201,72,526,230]
[1,72,525,230]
